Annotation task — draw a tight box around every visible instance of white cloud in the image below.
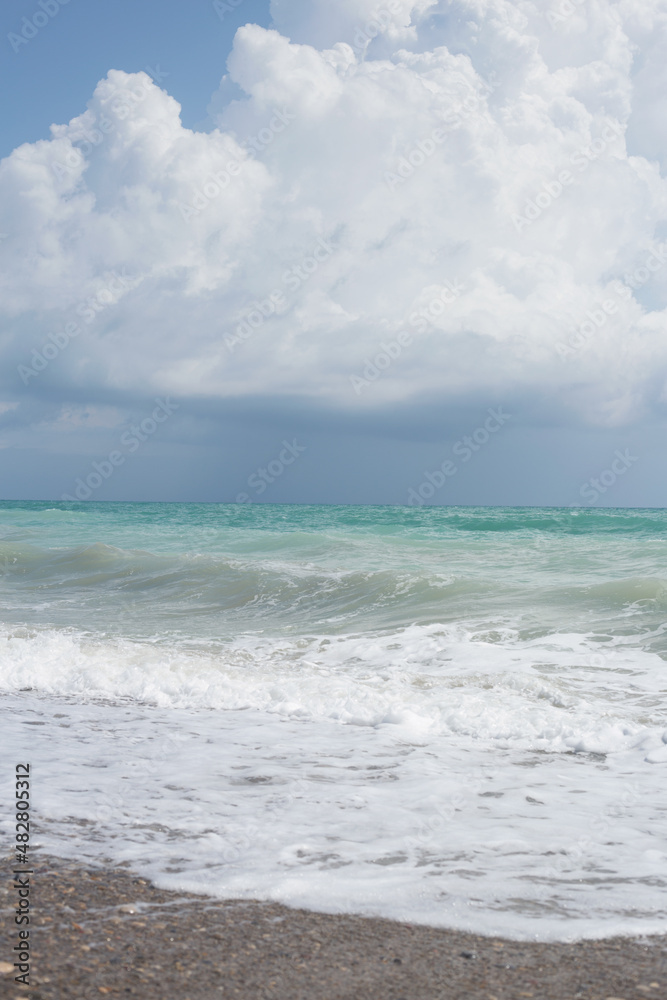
[268,0,436,50]
[2,0,667,434]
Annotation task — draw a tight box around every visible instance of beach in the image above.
[0,853,664,999]
[2,501,667,989]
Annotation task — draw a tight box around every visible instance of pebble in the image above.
[21,853,667,1000]
[0,962,15,975]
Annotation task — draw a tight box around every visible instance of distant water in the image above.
[1,501,666,939]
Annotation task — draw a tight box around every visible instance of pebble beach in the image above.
[1,854,665,1000]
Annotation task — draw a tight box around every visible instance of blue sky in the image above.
[0,0,271,158]
[1,0,667,505]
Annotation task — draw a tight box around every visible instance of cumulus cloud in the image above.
[268,0,436,50]
[2,0,667,441]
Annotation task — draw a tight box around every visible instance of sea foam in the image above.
[2,500,667,939]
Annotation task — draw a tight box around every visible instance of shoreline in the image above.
[1,854,665,999]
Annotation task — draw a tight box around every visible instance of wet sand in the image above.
[1,853,665,999]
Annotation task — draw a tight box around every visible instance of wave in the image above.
[2,539,667,640]
[1,622,665,756]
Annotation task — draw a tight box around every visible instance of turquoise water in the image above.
[2,500,667,646]
[2,501,666,938]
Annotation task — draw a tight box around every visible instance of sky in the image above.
[1,0,667,506]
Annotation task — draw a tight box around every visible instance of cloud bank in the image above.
[2,0,667,451]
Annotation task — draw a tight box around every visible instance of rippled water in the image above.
[1,501,666,939]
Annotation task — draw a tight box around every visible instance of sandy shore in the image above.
[1,853,665,999]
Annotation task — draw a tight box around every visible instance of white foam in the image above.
[2,624,667,940]
[0,624,664,754]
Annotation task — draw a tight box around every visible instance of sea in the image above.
[1,500,666,941]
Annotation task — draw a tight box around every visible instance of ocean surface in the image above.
[1,500,666,940]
